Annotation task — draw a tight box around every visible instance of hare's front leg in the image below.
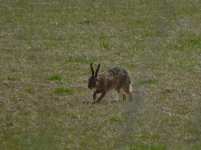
[93,90,101,100]
[93,91,106,104]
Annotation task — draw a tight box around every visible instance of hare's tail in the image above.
[129,84,133,93]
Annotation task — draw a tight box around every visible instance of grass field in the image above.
[0,0,201,149]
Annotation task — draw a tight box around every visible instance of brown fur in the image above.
[88,63,133,104]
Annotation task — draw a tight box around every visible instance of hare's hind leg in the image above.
[112,90,119,102]
[116,88,127,101]
[121,90,127,101]
[122,84,133,101]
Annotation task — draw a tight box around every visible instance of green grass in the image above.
[108,115,122,124]
[0,0,200,150]
[128,144,166,150]
[24,87,34,94]
[54,87,74,95]
[49,74,62,81]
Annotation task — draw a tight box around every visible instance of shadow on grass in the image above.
[114,86,144,149]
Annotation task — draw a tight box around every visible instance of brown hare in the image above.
[88,63,133,104]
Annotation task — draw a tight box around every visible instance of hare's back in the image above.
[108,67,131,82]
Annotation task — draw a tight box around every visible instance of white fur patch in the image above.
[129,84,133,92]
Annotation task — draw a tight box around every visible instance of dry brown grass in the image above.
[0,0,200,149]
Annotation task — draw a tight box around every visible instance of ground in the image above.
[0,0,200,150]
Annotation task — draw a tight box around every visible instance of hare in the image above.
[88,63,133,104]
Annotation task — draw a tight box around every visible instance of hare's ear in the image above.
[90,63,94,76]
[95,63,100,77]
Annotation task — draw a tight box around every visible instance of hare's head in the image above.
[88,63,100,89]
